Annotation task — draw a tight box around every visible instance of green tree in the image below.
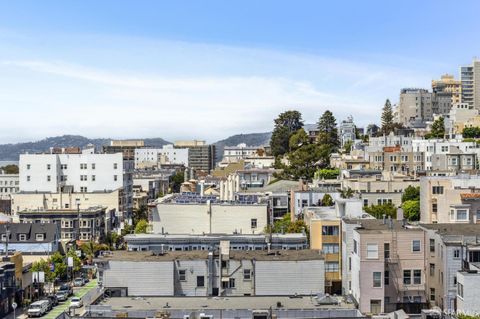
[288,128,309,152]
[105,231,120,250]
[314,168,340,180]
[50,252,67,281]
[133,205,148,225]
[426,117,445,139]
[381,99,394,135]
[462,126,480,138]
[264,214,307,234]
[402,200,420,221]
[80,241,100,264]
[270,110,304,157]
[401,186,420,202]
[134,219,149,234]
[284,144,322,180]
[321,194,334,206]
[170,171,185,193]
[343,140,353,154]
[0,164,19,174]
[364,203,397,219]
[31,258,55,283]
[317,110,339,148]
[339,187,354,199]
[66,247,82,273]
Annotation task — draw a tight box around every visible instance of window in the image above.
[27,164,31,170]
[92,175,96,181]
[243,269,251,280]
[363,199,369,207]
[19,234,27,241]
[432,203,438,213]
[35,233,45,241]
[370,300,381,314]
[373,272,382,288]
[403,270,411,285]
[251,219,257,229]
[367,243,379,259]
[322,226,339,235]
[62,220,73,228]
[179,269,186,281]
[47,175,51,182]
[348,257,352,271]
[80,187,87,192]
[61,175,67,182]
[27,176,30,182]
[196,276,205,287]
[325,262,339,272]
[384,270,389,285]
[323,243,339,254]
[80,163,87,169]
[430,288,435,301]
[92,163,96,170]
[47,164,51,170]
[384,243,390,259]
[353,239,358,254]
[114,175,118,181]
[430,239,435,253]
[430,263,435,276]
[457,209,468,221]
[458,283,464,298]
[229,278,235,288]
[114,163,118,169]
[432,186,444,194]
[61,164,68,170]
[413,270,421,284]
[453,249,460,259]
[412,240,421,252]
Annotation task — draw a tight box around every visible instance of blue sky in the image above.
[0,0,479,143]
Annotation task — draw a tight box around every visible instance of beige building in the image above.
[432,74,462,105]
[369,146,424,175]
[398,88,433,126]
[11,189,124,217]
[350,219,426,314]
[420,175,480,224]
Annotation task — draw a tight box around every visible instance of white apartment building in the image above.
[0,172,19,200]
[134,145,189,169]
[18,148,133,219]
[460,59,480,109]
[222,144,261,163]
[366,135,413,153]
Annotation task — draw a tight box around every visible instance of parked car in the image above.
[27,300,49,317]
[74,277,85,287]
[59,283,73,296]
[56,290,69,302]
[40,298,53,311]
[70,297,83,308]
[47,294,59,306]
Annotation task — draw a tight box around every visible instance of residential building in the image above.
[420,175,480,224]
[303,198,367,294]
[460,59,480,109]
[398,88,434,127]
[0,223,59,254]
[151,197,267,235]
[457,263,480,314]
[339,116,356,148]
[0,171,19,200]
[369,146,424,175]
[103,140,145,160]
[445,103,480,137]
[350,219,427,314]
[134,145,189,169]
[304,123,320,143]
[221,144,263,164]
[175,140,216,173]
[96,248,325,297]
[124,233,308,252]
[219,168,277,201]
[330,151,370,171]
[432,74,462,106]
[18,148,133,219]
[0,260,16,317]
[421,224,480,312]
[292,190,341,217]
[17,206,113,242]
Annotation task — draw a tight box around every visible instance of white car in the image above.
[70,297,83,308]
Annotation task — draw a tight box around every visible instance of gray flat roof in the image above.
[420,223,480,236]
[98,296,355,311]
[348,219,422,233]
[96,249,323,262]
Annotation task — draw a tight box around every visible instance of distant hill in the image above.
[0,135,171,161]
[213,132,272,162]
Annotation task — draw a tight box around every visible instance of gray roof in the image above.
[350,219,422,233]
[0,223,58,243]
[96,249,323,262]
[420,223,480,236]
[238,180,299,194]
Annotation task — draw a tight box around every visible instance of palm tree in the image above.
[81,240,99,264]
[340,187,355,199]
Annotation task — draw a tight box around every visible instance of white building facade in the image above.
[134,145,189,169]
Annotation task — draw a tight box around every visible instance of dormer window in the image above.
[19,234,27,241]
[36,233,45,241]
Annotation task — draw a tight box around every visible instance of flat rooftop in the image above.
[420,223,480,236]
[98,295,356,311]
[345,219,423,233]
[96,249,323,262]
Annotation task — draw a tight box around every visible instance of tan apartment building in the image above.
[350,219,427,314]
[432,74,462,105]
[420,175,480,224]
[369,146,424,176]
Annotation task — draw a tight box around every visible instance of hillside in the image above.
[0,135,171,161]
[213,132,272,162]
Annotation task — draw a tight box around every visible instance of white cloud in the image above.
[0,37,433,143]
